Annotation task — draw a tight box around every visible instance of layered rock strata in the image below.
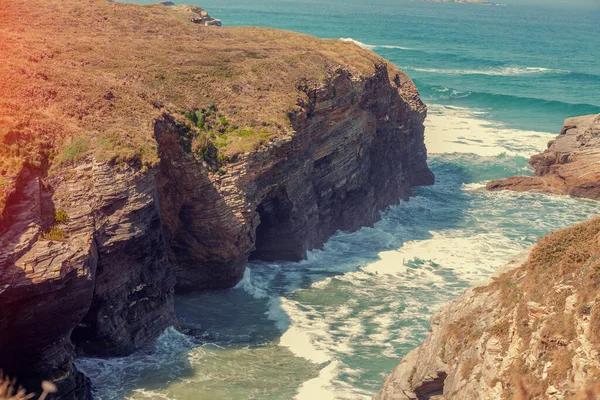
[158,66,433,292]
[487,114,600,201]
[376,219,600,400]
[0,1,433,398]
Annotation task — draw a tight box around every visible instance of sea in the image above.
[77,1,600,399]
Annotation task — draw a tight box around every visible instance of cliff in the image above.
[376,217,600,400]
[0,0,433,397]
[487,114,600,201]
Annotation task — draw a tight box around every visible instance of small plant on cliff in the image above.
[41,226,68,242]
[57,137,89,165]
[54,209,68,224]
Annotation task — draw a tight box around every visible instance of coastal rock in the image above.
[487,114,600,200]
[69,163,176,357]
[173,5,222,26]
[0,169,96,400]
[0,163,177,397]
[376,220,600,399]
[158,65,433,292]
[0,0,432,396]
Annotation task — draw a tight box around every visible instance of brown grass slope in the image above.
[0,0,416,215]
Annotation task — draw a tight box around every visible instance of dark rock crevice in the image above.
[414,371,447,399]
[250,186,302,261]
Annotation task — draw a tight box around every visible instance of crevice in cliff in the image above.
[413,371,447,399]
[250,186,305,262]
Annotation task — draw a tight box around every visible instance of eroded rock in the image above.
[487,114,600,200]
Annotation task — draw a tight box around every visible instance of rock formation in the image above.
[487,114,600,201]
[172,5,222,26]
[0,0,432,397]
[158,65,433,292]
[376,218,600,399]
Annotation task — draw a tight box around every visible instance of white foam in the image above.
[339,38,375,50]
[339,38,412,51]
[377,44,413,50]
[407,66,566,76]
[295,361,340,400]
[278,297,332,364]
[362,250,409,275]
[295,361,371,400]
[462,182,488,191]
[279,326,332,364]
[267,297,291,332]
[128,389,172,400]
[425,104,555,156]
[235,268,292,331]
[234,268,268,299]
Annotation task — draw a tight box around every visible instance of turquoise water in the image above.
[78,1,600,399]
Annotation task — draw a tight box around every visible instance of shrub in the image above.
[184,110,198,125]
[42,226,67,242]
[236,129,254,137]
[197,114,206,130]
[57,137,89,165]
[54,209,68,224]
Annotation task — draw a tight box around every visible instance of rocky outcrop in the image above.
[0,0,432,397]
[376,219,600,399]
[0,163,177,398]
[0,169,97,400]
[487,114,600,201]
[0,65,432,394]
[157,65,433,292]
[173,5,222,26]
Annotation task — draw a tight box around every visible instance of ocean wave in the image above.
[407,65,568,76]
[423,85,600,116]
[339,38,412,51]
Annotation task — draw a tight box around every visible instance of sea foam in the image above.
[424,104,555,157]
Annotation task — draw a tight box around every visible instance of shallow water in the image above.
[80,1,600,398]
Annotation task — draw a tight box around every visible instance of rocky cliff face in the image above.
[487,114,600,200]
[0,162,177,398]
[376,218,600,400]
[0,10,432,400]
[157,65,433,292]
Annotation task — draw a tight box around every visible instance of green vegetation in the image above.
[54,209,68,224]
[179,104,274,172]
[0,0,392,214]
[57,137,89,165]
[41,226,68,242]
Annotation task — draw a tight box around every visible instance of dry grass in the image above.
[0,0,401,214]
[438,218,600,398]
[0,371,33,400]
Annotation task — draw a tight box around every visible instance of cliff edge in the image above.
[376,218,600,399]
[487,114,600,201]
[0,0,433,397]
